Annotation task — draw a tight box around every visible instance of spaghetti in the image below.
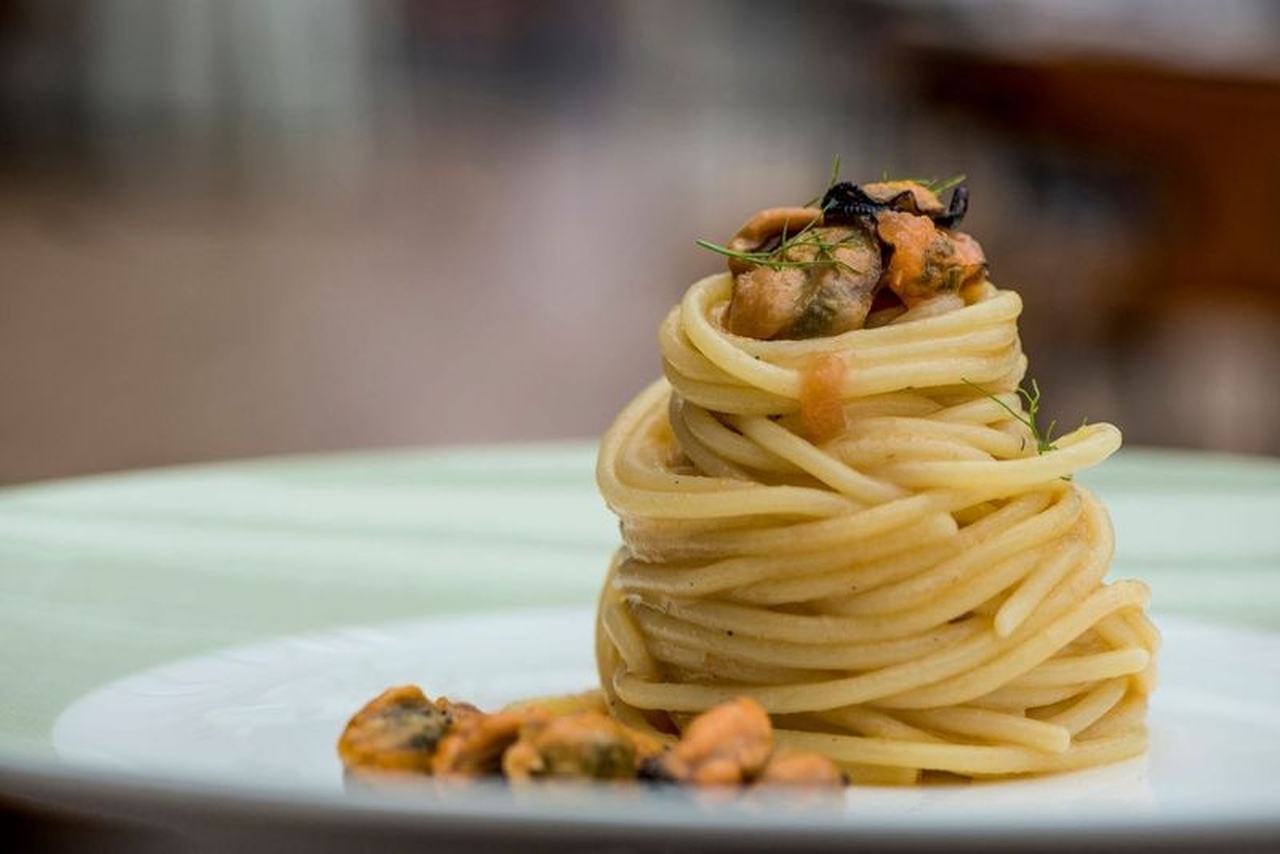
[595,181,1158,784]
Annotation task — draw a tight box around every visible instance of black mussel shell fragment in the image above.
[934,184,969,229]
[820,181,969,229]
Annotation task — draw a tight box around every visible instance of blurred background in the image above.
[3,0,1280,486]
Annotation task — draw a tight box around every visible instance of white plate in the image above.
[3,442,1280,850]
[51,607,1280,834]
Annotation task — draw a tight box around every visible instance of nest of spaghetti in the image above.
[595,179,1159,785]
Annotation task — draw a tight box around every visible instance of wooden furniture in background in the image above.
[910,48,1280,316]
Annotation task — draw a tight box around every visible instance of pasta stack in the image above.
[596,271,1158,783]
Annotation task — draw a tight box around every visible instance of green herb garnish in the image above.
[924,174,967,194]
[803,154,845,206]
[699,155,864,275]
[964,377,1059,454]
[695,226,864,276]
[876,172,966,194]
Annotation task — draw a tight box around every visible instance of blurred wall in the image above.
[2,0,1279,485]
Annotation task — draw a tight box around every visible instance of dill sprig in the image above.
[803,154,845,207]
[925,173,967,194]
[964,377,1059,454]
[878,171,967,194]
[699,154,864,275]
[695,226,865,276]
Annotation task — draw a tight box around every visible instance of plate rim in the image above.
[28,607,1280,845]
